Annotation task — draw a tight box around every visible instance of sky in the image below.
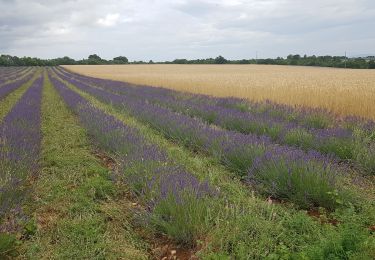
[0,0,374,61]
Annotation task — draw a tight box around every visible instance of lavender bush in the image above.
[248,148,349,210]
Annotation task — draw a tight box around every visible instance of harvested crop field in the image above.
[64,64,375,120]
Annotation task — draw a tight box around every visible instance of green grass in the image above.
[55,70,375,259]
[19,72,148,259]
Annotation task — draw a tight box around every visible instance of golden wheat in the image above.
[64,64,375,120]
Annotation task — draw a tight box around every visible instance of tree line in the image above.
[169,55,375,69]
[0,54,129,66]
[1,53,374,69]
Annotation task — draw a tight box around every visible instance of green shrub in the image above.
[219,144,265,177]
[284,128,314,150]
[250,156,352,210]
[318,138,354,160]
[152,193,215,246]
[303,113,331,129]
[353,129,375,175]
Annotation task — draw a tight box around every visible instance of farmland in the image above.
[0,66,374,259]
[65,64,375,120]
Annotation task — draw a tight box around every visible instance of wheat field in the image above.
[64,64,375,120]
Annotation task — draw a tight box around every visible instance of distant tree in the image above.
[53,56,76,65]
[131,60,146,64]
[214,55,228,64]
[0,55,12,66]
[287,54,302,65]
[368,60,375,69]
[88,54,101,60]
[87,54,106,65]
[173,59,188,64]
[293,54,301,60]
[113,56,129,64]
[237,59,251,64]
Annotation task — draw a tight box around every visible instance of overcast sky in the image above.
[1,0,374,61]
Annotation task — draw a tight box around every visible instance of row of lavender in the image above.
[0,67,32,85]
[0,69,35,102]
[49,71,216,245]
[0,75,43,233]
[0,67,27,80]
[0,68,24,82]
[0,67,21,75]
[52,69,352,210]
[55,68,375,174]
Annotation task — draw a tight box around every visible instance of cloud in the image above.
[97,13,120,27]
[0,0,374,60]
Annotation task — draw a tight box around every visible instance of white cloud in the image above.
[96,13,120,27]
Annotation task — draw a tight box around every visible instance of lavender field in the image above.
[0,67,374,259]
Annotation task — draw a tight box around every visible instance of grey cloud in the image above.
[173,0,220,17]
[0,0,374,60]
